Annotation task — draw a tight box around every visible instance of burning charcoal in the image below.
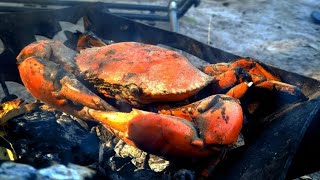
[93,125,118,147]
[107,173,126,180]
[173,169,195,180]
[98,142,116,167]
[132,169,169,180]
[5,110,100,167]
[108,156,132,172]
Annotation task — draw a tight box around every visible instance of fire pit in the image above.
[0,3,319,179]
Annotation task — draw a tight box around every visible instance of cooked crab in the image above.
[15,35,305,160]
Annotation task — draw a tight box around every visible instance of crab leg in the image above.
[255,80,307,100]
[203,58,306,99]
[203,58,280,82]
[208,67,253,99]
[89,94,243,158]
[76,31,111,51]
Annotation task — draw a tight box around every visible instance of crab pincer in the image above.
[17,42,117,120]
[87,94,243,159]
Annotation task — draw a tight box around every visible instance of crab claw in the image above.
[17,40,78,74]
[17,56,117,120]
[159,95,243,145]
[88,94,243,159]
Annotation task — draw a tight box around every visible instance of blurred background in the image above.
[105,0,320,80]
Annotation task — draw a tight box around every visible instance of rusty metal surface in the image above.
[0,3,319,179]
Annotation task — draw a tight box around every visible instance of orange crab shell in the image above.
[75,42,213,105]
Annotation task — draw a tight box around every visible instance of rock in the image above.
[0,162,96,180]
[0,162,37,180]
[37,163,95,180]
[67,164,97,179]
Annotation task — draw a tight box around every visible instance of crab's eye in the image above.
[127,84,141,96]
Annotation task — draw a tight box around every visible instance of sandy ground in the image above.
[178,0,320,80]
